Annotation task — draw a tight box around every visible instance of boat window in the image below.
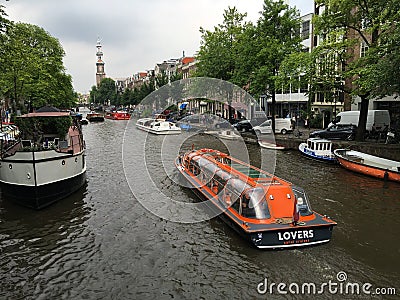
[227,189,240,211]
[241,188,270,219]
[226,178,251,196]
[214,169,231,194]
[292,186,313,216]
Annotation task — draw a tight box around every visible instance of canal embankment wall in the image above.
[239,130,400,161]
[274,136,400,161]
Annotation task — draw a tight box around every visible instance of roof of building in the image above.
[181,57,195,65]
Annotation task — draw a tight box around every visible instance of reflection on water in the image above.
[0,120,399,299]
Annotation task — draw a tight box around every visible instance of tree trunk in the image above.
[271,67,277,133]
[355,95,369,141]
[271,88,276,133]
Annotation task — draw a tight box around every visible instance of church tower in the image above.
[96,39,106,86]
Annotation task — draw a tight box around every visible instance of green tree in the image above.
[250,0,301,130]
[196,7,247,82]
[195,7,248,120]
[0,22,76,112]
[89,78,117,106]
[314,0,400,141]
[0,3,10,34]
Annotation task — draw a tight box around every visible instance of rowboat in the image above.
[175,148,336,249]
[334,149,400,182]
[258,140,286,150]
[208,130,241,140]
[298,138,336,163]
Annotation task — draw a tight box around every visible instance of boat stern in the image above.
[249,223,336,249]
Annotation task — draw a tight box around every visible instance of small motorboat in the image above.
[86,111,105,122]
[105,111,130,120]
[334,149,400,182]
[214,130,241,140]
[204,129,242,141]
[258,140,286,150]
[175,148,336,249]
[299,138,336,163]
[136,118,181,135]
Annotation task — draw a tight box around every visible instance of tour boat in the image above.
[258,140,286,150]
[175,148,336,249]
[0,109,87,209]
[298,138,336,163]
[86,111,105,122]
[105,111,130,120]
[136,117,181,135]
[334,149,400,182]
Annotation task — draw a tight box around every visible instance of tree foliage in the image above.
[313,0,400,140]
[89,78,117,105]
[196,7,247,82]
[195,0,301,127]
[0,19,76,112]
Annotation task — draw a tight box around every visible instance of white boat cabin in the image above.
[306,138,333,155]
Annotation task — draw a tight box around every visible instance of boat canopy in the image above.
[243,187,271,219]
[226,178,251,196]
[292,186,313,216]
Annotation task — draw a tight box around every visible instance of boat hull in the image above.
[0,171,86,209]
[334,150,400,182]
[87,116,104,122]
[0,150,87,209]
[219,211,334,249]
[298,143,336,163]
[105,112,131,120]
[258,141,285,150]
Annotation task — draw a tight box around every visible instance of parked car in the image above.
[234,120,254,132]
[215,119,233,129]
[233,118,267,133]
[253,118,293,135]
[180,114,202,124]
[309,124,357,140]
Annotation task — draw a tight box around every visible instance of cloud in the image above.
[5,0,311,93]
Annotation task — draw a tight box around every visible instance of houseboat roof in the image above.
[19,112,71,118]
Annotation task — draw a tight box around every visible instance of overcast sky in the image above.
[5,0,314,93]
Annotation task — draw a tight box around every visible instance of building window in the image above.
[302,20,310,39]
[360,41,369,57]
[313,35,318,47]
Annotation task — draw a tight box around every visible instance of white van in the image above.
[253,118,292,135]
[329,110,390,132]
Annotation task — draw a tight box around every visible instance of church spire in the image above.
[96,38,106,87]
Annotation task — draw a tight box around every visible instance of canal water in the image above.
[0,119,399,299]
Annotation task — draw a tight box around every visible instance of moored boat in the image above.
[0,109,87,209]
[105,111,130,120]
[207,129,241,140]
[299,138,336,163]
[86,111,105,122]
[334,149,400,182]
[136,117,181,135]
[258,139,286,150]
[175,148,336,249]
